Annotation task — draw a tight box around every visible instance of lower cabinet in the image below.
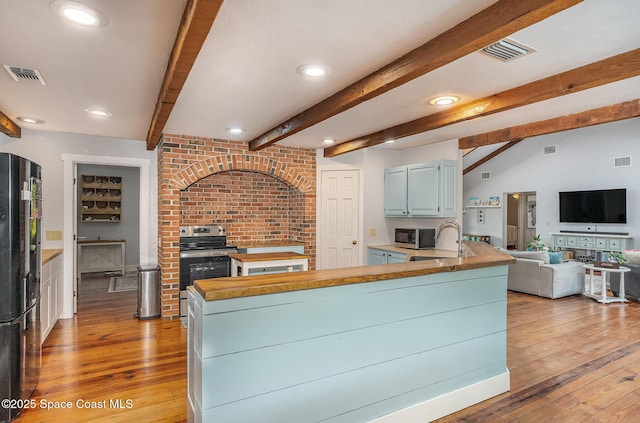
[41,253,63,343]
[368,248,407,265]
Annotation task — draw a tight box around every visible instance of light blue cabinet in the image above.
[384,160,457,218]
[383,166,407,216]
[368,247,407,265]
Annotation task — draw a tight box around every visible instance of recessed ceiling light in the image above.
[322,138,335,144]
[17,116,45,125]
[227,127,243,135]
[84,108,112,117]
[428,95,460,106]
[384,139,395,144]
[297,64,329,78]
[50,0,108,28]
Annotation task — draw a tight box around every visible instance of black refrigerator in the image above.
[0,153,42,423]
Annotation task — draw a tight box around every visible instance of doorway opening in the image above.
[76,164,140,309]
[504,191,536,250]
[61,154,151,318]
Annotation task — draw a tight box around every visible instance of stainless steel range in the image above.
[179,225,237,316]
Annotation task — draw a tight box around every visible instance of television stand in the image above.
[559,230,629,236]
[551,232,632,253]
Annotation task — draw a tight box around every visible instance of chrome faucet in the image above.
[435,219,463,257]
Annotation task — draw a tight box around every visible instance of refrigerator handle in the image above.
[22,274,29,312]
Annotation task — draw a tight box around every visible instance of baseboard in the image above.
[369,371,510,423]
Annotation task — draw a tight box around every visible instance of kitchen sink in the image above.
[409,256,440,261]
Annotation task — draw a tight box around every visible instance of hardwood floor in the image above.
[436,292,640,423]
[17,274,187,423]
[15,277,640,422]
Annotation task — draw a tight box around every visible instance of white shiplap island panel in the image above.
[187,263,510,422]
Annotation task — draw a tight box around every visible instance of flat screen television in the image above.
[559,188,627,224]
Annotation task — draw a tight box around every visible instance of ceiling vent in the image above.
[481,38,536,62]
[544,145,556,155]
[481,171,492,180]
[3,64,47,85]
[614,156,632,167]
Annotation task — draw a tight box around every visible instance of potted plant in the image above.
[609,251,628,265]
[526,234,545,251]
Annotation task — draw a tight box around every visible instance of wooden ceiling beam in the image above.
[459,99,640,149]
[0,111,21,138]
[145,0,224,150]
[463,140,522,175]
[248,0,583,151]
[325,48,640,157]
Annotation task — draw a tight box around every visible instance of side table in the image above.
[583,263,630,304]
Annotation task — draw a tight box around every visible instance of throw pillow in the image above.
[548,252,563,264]
[508,250,550,264]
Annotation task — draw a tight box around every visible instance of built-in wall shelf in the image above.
[465,205,502,209]
[80,174,122,223]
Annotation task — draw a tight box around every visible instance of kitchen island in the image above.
[188,242,514,423]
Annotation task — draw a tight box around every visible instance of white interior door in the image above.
[319,170,360,269]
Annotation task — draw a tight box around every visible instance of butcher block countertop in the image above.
[195,241,514,301]
[42,249,63,264]
[229,251,310,262]
[234,240,306,249]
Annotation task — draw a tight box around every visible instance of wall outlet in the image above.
[46,230,63,240]
[477,209,485,224]
[369,228,377,237]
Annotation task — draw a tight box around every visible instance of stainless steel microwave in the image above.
[394,228,436,249]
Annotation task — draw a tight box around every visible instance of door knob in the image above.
[352,240,357,245]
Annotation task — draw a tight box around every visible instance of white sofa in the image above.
[506,250,585,299]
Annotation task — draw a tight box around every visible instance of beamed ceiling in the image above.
[1,0,639,160]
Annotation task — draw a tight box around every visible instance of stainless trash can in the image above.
[136,265,161,319]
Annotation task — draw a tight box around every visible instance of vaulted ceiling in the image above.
[1,0,639,158]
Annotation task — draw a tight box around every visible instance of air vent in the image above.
[2,64,46,85]
[481,38,536,62]
[481,171,492,180]
[614,156,632,167]
[544,145,556,155]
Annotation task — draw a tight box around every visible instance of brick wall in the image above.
[157,135,316,317]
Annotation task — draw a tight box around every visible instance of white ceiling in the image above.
[1,0,639,153]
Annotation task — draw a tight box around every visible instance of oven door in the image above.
[179,254,231,317]
[180,255,231,291]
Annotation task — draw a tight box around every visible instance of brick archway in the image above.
[170,155,312,192]
[158,140,316,318]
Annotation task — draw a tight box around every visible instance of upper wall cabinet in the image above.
[384,160,457,218]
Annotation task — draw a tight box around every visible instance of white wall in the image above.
[463,118,640,249]
[0,129,157,250]
[316,139,462,264]
[1,129,158,318]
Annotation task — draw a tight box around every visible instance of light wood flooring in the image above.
[16,274,187,423]
[436,291,640,423]
[15,278,640,422]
